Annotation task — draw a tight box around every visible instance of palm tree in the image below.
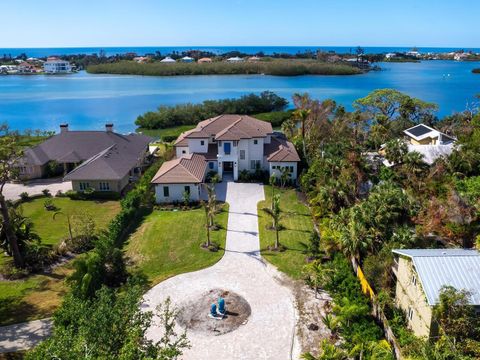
[269,174,276,210]
[202,201,211,248]
[53,210,74,244]
[279,166,290,188]
[262,194,281,249]
[281,117,296,138]
[202,182,217,247]
[293,108,311,163]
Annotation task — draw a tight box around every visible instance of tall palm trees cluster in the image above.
[292,89,480,359]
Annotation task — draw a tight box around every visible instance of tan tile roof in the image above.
[151,153,207,184]
[265,135,301,162]
[185,115,273,141]
[174,128,197,147]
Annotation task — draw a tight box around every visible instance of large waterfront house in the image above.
[151,114,300,203]
[381,124,456,166]
[43,57,72,73]
[17,124,152,193]
[392,249,480,338]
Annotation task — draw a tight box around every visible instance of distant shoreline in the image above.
[2,46,480,57]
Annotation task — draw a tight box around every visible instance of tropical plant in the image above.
[53,210,74,244]
[26,284,190,359]
[262,193,281,249]
[301,339,348,360]
[0,124,25,268]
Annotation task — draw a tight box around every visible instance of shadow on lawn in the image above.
[0,297,42,327]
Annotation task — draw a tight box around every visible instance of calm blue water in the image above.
[2,46,480,58]
[0,61,479,133]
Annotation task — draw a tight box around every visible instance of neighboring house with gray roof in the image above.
[153,114,300,203]
[392,249,480,338]
[17,124,152,193]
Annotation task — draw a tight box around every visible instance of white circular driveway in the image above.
[143,181,299,360]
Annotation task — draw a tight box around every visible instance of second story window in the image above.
[253,139,258,145]
[200,140,205,146]
[233,141,238,147]
[240,150,245,160]
[224,142,231,155]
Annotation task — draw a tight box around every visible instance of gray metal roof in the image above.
[393,249,480,306]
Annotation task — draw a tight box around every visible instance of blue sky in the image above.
[1,0,478,48]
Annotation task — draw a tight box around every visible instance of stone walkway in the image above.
[143,181,299,359]
[0,319,52,353]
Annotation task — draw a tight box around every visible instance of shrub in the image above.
[19,192,30,201]
[42,189,51,197]
[162,135,177,143]
[23,242,58,272]
[44,199,56,211]
[133,91,288,129]
[254,110,294,127]
[65,190,121,201]
[56,190,65,197]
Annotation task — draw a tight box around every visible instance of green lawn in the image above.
[125,204,229,285]
[136,125,195,141]
[20,197,121,246]
[0,264,73,325]
[258,186,313,279]
[0,198,121,325]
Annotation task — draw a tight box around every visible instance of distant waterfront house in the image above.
[160,56,176,63]
[43,57,72,73]
[151,114,300,203]
[198,57,212,63]
[133,56,150,63]
[17,124,152,193]
[247,56,261,62]
[392,249,480,338]
[17,62,38,73]
[381,124,456,166]
[226,56,244,62]
[181,56,194,62]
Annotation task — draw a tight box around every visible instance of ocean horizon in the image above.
[2,46,480,58]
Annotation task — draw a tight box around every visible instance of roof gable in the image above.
[151,154,207,184]
[184,115,273,141]
[265,135,301,162]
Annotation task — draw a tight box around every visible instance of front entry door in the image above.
[223,161,233,172]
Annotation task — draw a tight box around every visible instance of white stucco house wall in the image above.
[152,114,301,203]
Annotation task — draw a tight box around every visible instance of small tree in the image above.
[53,210,74,244]
[202,201,211,248]
[0,124,25,267]
[182,190,190,206]
[269,174,276,209]
[262,193,281,249]
[279,166,290,188]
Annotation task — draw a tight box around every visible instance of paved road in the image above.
[143,181,299,360]
[0,319,52,353]
[3,178,72,201]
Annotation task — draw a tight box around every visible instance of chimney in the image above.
[105,123,114,132]
[60,124,68,133]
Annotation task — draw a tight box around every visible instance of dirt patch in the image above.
[177,289,251,336]
[293,282,334,356]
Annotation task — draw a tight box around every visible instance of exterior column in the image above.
[234,161,238,181]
